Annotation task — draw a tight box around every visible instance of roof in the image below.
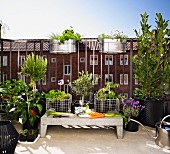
[0,38,137,52]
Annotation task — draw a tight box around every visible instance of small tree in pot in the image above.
[132,12,170,127]
[69,71,98,106]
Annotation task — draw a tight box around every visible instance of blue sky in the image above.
[1,0,170,39]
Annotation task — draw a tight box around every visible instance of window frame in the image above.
[105,74,113,84]
[120,74,128,85]
[51,77,56,82]
[64,65,71,75]
[105,55,113,65]
[120,54,128,65]
[51,58,56,63]
[90,55,98,65]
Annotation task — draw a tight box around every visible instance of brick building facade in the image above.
[0,38,138,99]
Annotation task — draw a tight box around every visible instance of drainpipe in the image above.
[0,24,2,39]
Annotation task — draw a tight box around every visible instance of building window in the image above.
[0,74,7,82]
[105,55,113,65]
[64,84,70,93]
[120,74,128,85]
[90,55,98,65]
[19,56,25,66]
[51,58,56,63]
[120,55,128,65]
[64,65,71,75]
[18,75,25,82]
[38,75,46,85]
[135,74,139,85]
[93,74,98,85]
[105,74,113,84]
[120,93,128,98]
[51,77,56,82]
[0,56,8,66]
[80,57,85,62]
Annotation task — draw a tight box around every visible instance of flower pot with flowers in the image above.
[121,98,145,132]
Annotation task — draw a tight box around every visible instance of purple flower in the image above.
[121,99,145,118]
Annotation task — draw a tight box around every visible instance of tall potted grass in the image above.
[133,12,170,127]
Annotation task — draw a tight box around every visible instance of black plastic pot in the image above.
[0,121,19,154]
[125,120,139,132]
[138,99,165,127]
[19,134,27,142]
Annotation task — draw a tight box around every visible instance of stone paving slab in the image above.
[15,123,169,154]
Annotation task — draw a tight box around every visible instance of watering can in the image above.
[130,115,170,150]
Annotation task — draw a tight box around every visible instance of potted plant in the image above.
[121,98,145,132]
[46,90,72,112]
[95,82,120,113]
[16,52,47,129]
[69,71,98,107]
[26,129,38,142]
[19,52,47,93]
[98,30,127,54]
[19,129,28,142]
[132,12,170,127]
[0,79,29,121]
[50,26,81,53]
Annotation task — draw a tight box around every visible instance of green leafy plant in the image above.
[19,53,47,92]
[98,30,128,42]
[20,129,28,136]
[95,82,119,100]
[50,26,81,44]
[132,12,170,101]
[69,71,99,106]
[45,90,71,102]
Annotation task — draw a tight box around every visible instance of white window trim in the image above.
[105,74,113,84]
[80,57,85,63]
[64,84,70,93]
[18,75,25,82]
[51,77,56,82]
[105,55,113,65]
[38,75,46,85]
[135,74,139,85]
[0,56,8,66]
[19,56,25,66]
[120,93,128,98]
[90,55,98,65]
[93,74,98,85]
[51,58,56,63]
[120,74,128,85]
[64,65,71,75]
[120,54,128,65]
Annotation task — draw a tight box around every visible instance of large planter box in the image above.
[46,97,72,113]
[94,98,120,113]
[50,39,76,54]
[103,39,125,54]
[138,99,165,127]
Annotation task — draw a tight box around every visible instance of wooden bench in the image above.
[40,114,123,139]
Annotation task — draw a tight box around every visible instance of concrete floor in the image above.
[14,124,170,154]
